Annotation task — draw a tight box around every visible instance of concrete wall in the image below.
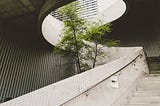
[111,0,160,57]
[0,0,44,19]
[94,47,144,66]
[0,0,79,102]
[0,21,74,103]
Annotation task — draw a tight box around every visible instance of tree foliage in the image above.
[55,1,87,74]
[83,22,119,68]
[55,1,119,74]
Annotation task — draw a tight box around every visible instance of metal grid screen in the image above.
[51,0,98,20]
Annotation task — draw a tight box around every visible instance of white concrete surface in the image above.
[93,47,144,66]
[42,14,64,45]
[137,80,160,91]
[125,74,160,106]
[126,104,160,106]
[129,96,160,104]
[42,0,126,45]
[91,0,126,24]
[134,90,160,96]
[0,47,149,106]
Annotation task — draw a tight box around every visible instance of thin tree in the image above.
[55,1,119,73]
[56,1,87,74]
[84,22,119,68]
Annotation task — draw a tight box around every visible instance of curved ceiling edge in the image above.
[38,0,75,46]
[41,0,127,46]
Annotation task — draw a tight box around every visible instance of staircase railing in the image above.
[0,47,149,106]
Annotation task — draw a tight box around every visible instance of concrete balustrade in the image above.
[0,47,149,106]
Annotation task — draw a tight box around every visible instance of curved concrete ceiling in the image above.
[0,0,75,46]
[0,0,44,19]
[0,0,126,47]
[0,0,74,20]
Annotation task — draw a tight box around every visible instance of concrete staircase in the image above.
[125,74,160,106]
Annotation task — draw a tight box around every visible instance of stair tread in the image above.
[125,74,160,106]
[141,76,160,81]
[146,74,160,77]
[144,73,160,76]
[136,80,160,91]
[134,90,160,96]
[125,104,160,106]
[149,71,160,76]
[129,96,160,104]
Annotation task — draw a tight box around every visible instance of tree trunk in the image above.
[93,43,98,68]
[73,28,82,74]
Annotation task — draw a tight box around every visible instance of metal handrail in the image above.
[60,53,143,105]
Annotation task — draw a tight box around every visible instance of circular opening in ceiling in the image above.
[42,0,126,46]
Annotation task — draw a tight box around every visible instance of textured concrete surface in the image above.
[0,47,149,106]
[0,0,75,46]
[0,0,44,19]
[0,0,74,21]
[125,74,160,106]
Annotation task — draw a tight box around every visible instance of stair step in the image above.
[129,96,160,104]
[149,74,160,77]
[134,90,160,96]
[150,71,160,74]
[137,81,160,91]
[142,76,160,81]
[125,104,160,106]
[125,74,160,106]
